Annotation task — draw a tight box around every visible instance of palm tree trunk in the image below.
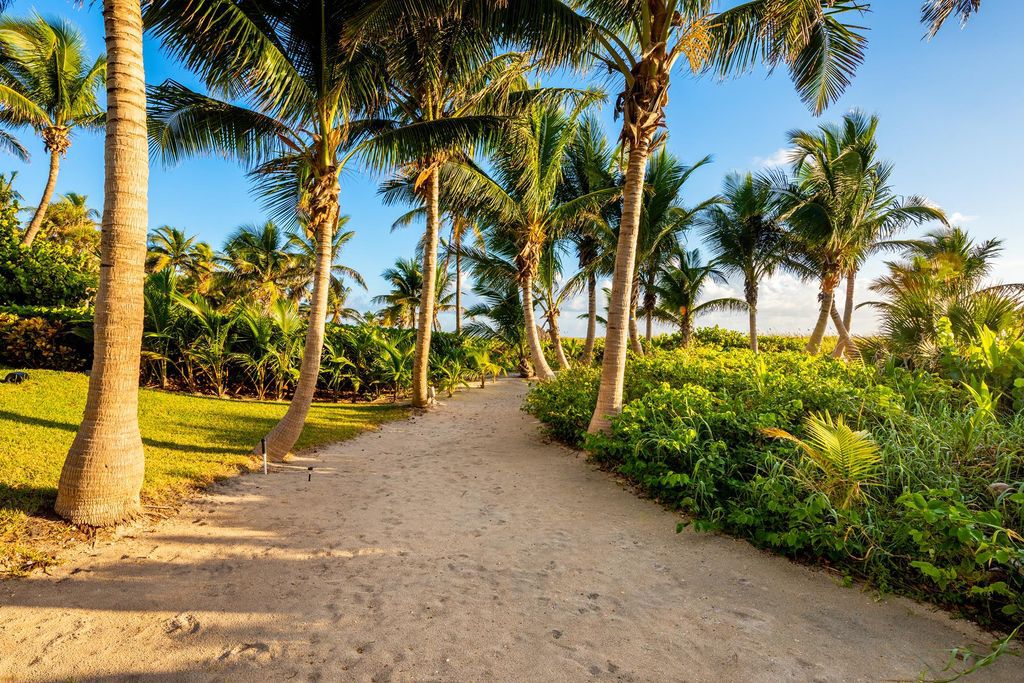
[644,286,655,342]
[588,138,652,434]
[454,231,462,335]
[833,271,857,357]
[521,272,555,380]
[411,169,440,407]
[830,301,858,359]
[628,277,644,355]
[581,271,597,365]
[55,0,148,526]
[548,311,570,370]
[21,148,61,248]
[806,286,835,355]
[258,176,338,460]
[747,278,759,353]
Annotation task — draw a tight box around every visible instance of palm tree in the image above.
[56,0,149,526]
[286,215,366,315]
[866,227,1023,363]
[146,0,385,460]
[560,115,618,365]
[38,192,101,255]
[147,225,200,274]
[701,172,788,352]
[219,221,297,307]
[465,280,529,377]
[374,257,424,329]
[580,0,870,434]
[633,148,714,348]
[0,14,105,247]
[654,245,747,346]
[360,6,554,408]
[451,99,609,380]
[535,239,585,370]
[923,0,982,35]
[780,112,944,355]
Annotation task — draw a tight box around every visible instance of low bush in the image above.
[0,225,97,308]
[525,347,1024,626]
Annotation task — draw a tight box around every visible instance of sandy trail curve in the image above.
[0,379,1016,682]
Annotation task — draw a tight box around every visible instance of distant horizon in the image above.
[3,0,1022,339]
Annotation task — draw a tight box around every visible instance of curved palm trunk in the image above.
[746,278,759,353]
[581,271,597,365]
[411,169,440,407]
[833,271,857,357]
[806,286,835,355]
[682,314,694,347]
[22,149,61,247]
[259,176,338,460]
[547,311,570,370]
[521,273,555,380]
[628,277,644,355]
[588,140,651,434]
[830,301,858,359]
[55,0,147,526]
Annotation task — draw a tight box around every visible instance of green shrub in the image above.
[0,312,88,370]
[0,225,97,307]
[525,346,1024,626]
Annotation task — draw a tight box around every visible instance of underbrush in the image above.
[524,348,1024,627]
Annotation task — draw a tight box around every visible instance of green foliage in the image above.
[526,346,1024,626]
[0,312,87,370]
[0,224,96,307]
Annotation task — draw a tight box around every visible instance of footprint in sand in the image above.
[163,612,200,636]
[218,642,274,662]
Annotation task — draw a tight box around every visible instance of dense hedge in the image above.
[0,226,97,307]
[525,348,1024,627]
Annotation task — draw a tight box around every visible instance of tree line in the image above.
[0,1,985,526]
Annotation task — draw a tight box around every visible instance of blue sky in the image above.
[4,1,1023,335]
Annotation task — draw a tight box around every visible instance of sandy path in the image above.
[0,379,1016,682]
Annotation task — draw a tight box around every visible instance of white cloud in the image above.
[751,147,793,169]
[948,211,978,225]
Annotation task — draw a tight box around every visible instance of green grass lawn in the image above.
[0,369,407,573]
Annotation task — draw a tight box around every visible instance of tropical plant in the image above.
[357,6,522,408]
[653,246,746,346]
[464,279,528,377]
[582,0,870,434]
[286,215,366,314]
[147,0,384,460]
[435,358,471,397]
[866,227,1024,364]
[377,337,414,402]
[173,292,235,397]
[467,347,503,388]
[762,412,883,510]
[147,225,203,276]
[701,172,788,352]
[373,257,455,330]
[218,221,298,307]
[451,98,609,380]
[57,0,149,526]
[0,14,105,247]
[38,192,100,255]
[779,111,944,356]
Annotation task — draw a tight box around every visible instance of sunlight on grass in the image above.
[0,369,407,572]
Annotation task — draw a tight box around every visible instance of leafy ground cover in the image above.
[0,369,406,574]
[525,347,1024,628]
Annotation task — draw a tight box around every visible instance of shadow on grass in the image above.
[0,482,56,518]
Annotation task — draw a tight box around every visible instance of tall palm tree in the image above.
[464,280,529,377]
[146,0,384,460]
[701,172,788,352]
[0,14,105,247]
[654,245,747,346]
[560,115,618,365]
[579,0,870,434]
[633,148,713,347]
[56,0,148,526]
[450,99,609,380]
[360,5,555,408]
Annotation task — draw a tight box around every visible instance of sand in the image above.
[0,378,1018,681]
